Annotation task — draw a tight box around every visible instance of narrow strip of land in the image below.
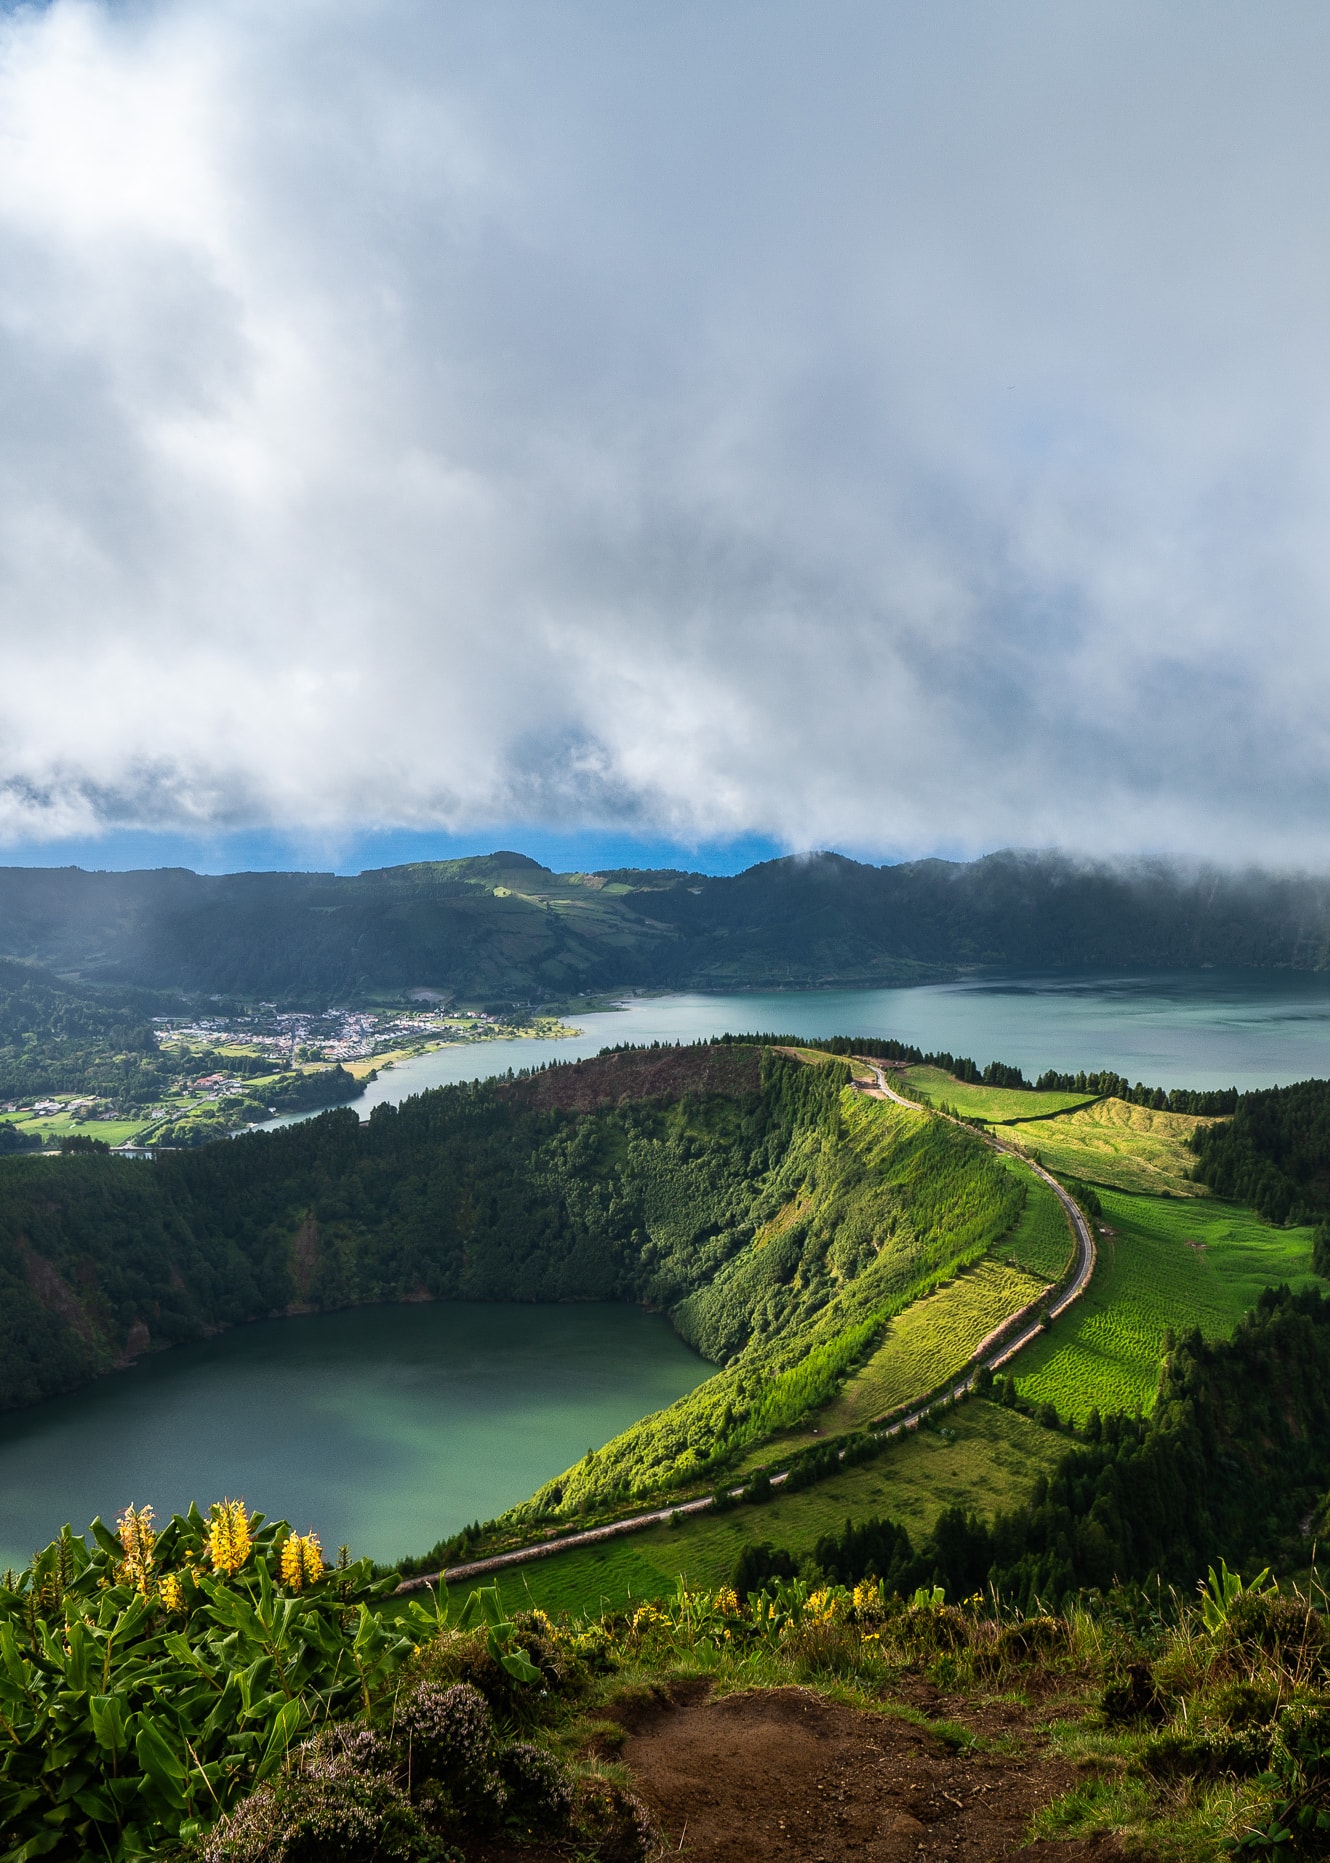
[400,1059,1096,1594]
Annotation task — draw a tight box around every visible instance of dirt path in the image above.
[467,1685,1118,1863]
[625,1687,1106,1863]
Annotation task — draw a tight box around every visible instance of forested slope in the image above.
[1191,1077,1330,1226]
[0,1044,1030,1505]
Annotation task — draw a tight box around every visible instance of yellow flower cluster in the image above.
[714,1586,741,1617]
[805,1587,848,1626]
[207,1500,253,1576]
[853,1579,884,1615]
[278,1532,324,1591]
[116,1504,156,1594]
[158,1572,186,1614]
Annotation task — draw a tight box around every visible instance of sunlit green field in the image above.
[809,1257,1045,1434]
[1016,1096,1214,1197]
[997,1165,1076,1279]
[1012,1189,1321,1421]
[0,1110,149,1146]
[898,1065,1096,1123]
[442,1401,1067,1619]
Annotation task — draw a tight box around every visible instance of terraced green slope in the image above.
[1013,1189,1320,1420]
[1017,1096,1213,1197]
[897,1065,1096,1122]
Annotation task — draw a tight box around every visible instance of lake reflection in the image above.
[0,1304,707,1569]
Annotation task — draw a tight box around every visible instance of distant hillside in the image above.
[3,847,1330,1003]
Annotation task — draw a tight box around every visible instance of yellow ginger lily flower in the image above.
[116,1504,156,1594]
[158,1572,186,1613]
[279,1532,324,1591]
[207,1499,253,1576]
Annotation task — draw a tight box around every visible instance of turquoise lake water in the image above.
[327,968,1330,1117]
[0,1304,707,1571]
[9,968,1330,1567]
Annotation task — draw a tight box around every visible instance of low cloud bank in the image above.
[1,1,1328,862]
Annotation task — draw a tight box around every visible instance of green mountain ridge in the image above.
[6,846,1330,1003]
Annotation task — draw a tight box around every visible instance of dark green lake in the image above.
[0,1304,707,1570]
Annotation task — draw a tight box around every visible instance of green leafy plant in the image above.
[1201,1560,1276,1635]
[0,1506,446,1863]
[454,1584,542,1683]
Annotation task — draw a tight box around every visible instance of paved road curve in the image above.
[401,1059,1096,1594]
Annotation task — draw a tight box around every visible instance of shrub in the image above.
[397,1683,505,1819]
[1102,1662,1171,1727]
[569,1776,655,1863]
[199,1735,448,1863]
[497,1740,576,1832]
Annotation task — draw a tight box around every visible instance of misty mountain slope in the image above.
[3,849,1330,1002]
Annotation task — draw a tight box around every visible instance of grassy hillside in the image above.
[451,1403,1068,1619]
[1013,1188,1320,1420]
[997,1163,1077,1278]
[897,1064,1096,1122]
[509,1084,1025,1519]
[1018,1095,1214,1196]
[761,1257,1047,1451]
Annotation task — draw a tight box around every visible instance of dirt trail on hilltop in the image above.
[467,1684,1121,1863]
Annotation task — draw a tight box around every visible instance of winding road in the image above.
[400,1058,1096,1594]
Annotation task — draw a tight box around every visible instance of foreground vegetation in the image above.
[20,1528,1330,1863]
[12,1282,1330,1862]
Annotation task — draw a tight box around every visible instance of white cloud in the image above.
[0,0,1329,860]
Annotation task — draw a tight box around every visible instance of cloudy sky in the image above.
[1,0,1328,872]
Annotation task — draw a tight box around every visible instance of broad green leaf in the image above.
[253,1698,306,1783]
[89,1693,127,1756]
[134,1718,187,1787]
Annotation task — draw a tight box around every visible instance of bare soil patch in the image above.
[623,1686,1109,1862]
[464,1683,1119,1863]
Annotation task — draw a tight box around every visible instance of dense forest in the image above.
[0,1045,1029,1504]
[0,957,166,1100]
[1190,1078,1330,1228]
[6,847,1330,1002]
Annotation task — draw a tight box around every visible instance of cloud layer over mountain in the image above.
[1,0,1327,861]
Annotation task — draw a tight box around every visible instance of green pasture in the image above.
[897,1065,1096,1123]
[440,1401,1066,1620]
[797,1257,1044,1438]
[0,1110,149,1146]
[1016,1096,1212,1197]
[1012,1189,1321,1422]
[997,1165,1076,1279]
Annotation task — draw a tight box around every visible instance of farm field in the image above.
[897,1065,1096,1123]
[789,1257,1046,1442]
[1012,1189,1321,1421]
[0,1108,149,1147]
[1016,1096,1212,1197]
[441,1401,1067,1620]
[996,1165,1076,1280]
